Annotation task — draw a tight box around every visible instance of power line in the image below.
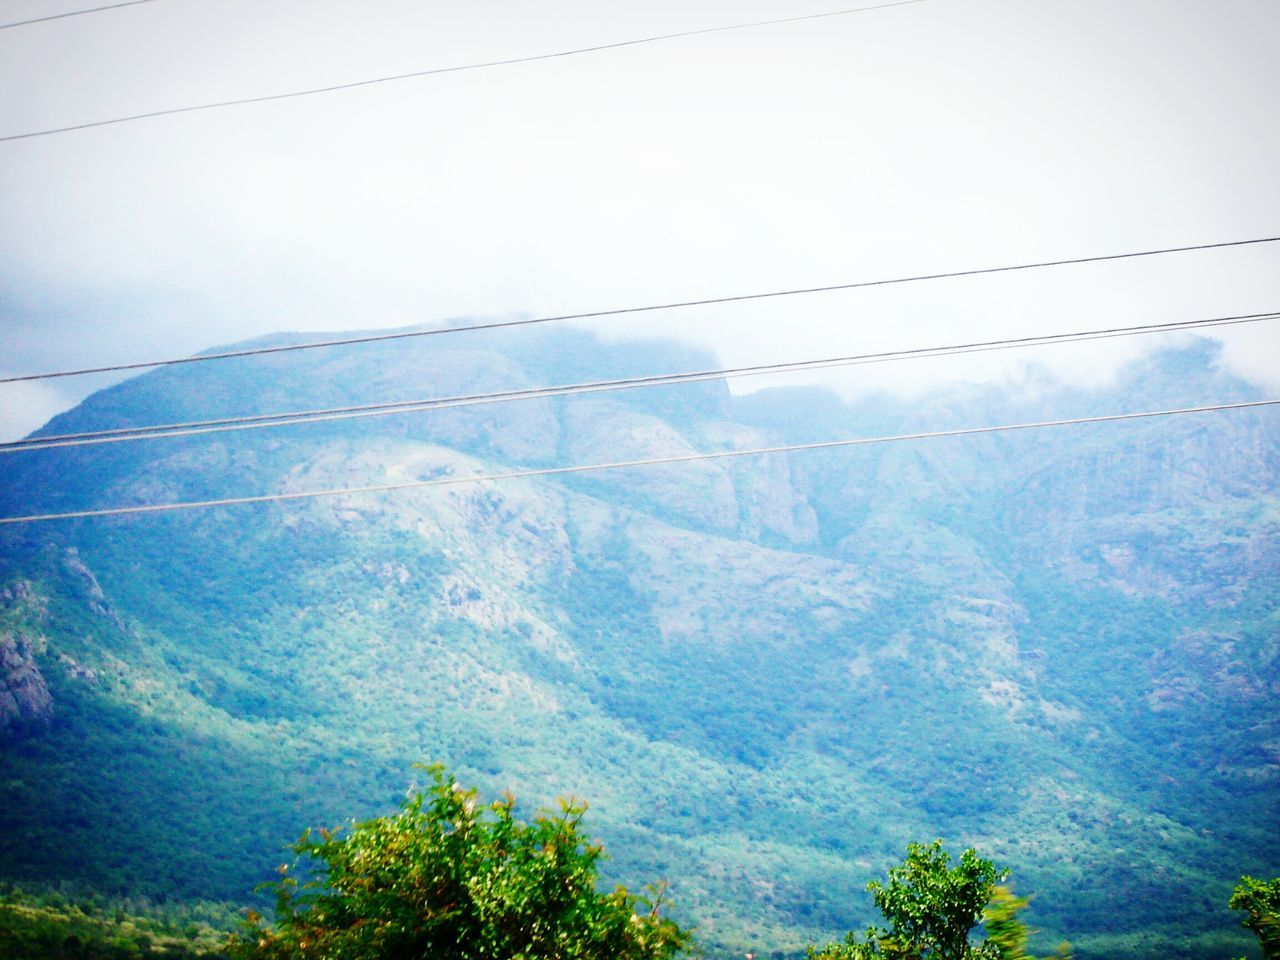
[4,236,1277,385]
[4,310,1276,453]
[0,0,159,30]
[0,1,925,142]
[2,399,1274,525]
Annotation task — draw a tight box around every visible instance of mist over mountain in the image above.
[0,326,1276,959]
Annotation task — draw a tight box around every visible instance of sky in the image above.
[1,0,1278,441]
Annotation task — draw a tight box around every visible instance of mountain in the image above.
[0,326,1276,959]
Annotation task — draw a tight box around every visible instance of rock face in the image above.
[0,632,52,736]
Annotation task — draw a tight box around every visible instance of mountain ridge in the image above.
[0,326,1275,959]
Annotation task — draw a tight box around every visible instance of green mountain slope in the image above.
[0,328,1276,958]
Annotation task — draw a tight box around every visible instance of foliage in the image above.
[808,841,1001,960]
[0,882,233,959]
[808,845,1071,960]
[227,764,692,960]
[981,887,1070,960]
[868,841,1004,960]
[1230,876,1280,960]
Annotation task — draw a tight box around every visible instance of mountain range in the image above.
[1,325,1276,959]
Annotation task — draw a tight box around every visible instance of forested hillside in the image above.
[1,326,1276,959]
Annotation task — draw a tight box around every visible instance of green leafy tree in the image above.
[809,842,1067,960]
[869,840,1004,960]
[228,764,692,960]
[1230,876,1280,960]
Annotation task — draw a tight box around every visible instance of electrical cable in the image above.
[3,310,1275,453]
[4,236,1277,385]
[0,1,924,141]
[1,398,1274,524]
[0,0,159,30]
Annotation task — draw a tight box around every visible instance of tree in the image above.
[1229,876,1280,960]
[228,764,692,960]
[981,886,1069,960]
[808,842,1068,960]
[866,841,1004,960]
[980,887,1034,960]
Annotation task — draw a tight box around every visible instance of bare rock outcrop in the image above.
[0,632,52,736]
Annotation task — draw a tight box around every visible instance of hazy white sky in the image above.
[2,0,1278,440]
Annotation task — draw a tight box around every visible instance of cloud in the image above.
[0,377,75,442]
[1,0,1278,429]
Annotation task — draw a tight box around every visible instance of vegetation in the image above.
[228,765,691,960]
[806,841,1068,960]
[981,888,1071,960]
[0,883,235,959]
[1,799,1274,960]
[863,841,1005,960]
[1231,876,1280,960]
[1,335,1276,958]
